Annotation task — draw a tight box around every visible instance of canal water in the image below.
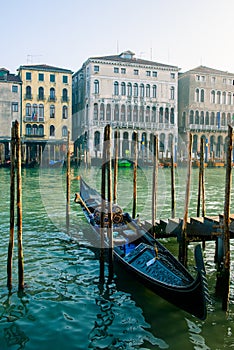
[0,165,234,349]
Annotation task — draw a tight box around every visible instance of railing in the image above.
[189,124,228,131]
[89,120,175,130]
[24,94,32,100]
[23,116,45,123]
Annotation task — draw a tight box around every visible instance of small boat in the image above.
[118,159,132,168]
[49,159,64,168]
[75,177,209,320]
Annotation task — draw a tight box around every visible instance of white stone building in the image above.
[72,50,179,163]
[178,66,234,162]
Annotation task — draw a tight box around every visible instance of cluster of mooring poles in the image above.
[8,120,24,291]
[149,128,232,312]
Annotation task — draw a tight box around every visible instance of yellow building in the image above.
[18,64,73,166]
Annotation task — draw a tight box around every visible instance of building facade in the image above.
[0,68,22,163]
[18,64,73,165]
[72,50,179,163]
[178,66,234,162]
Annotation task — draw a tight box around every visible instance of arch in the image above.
[211,90,215,103]
[50,105,55,118]
[165,108,169,123]
[26,103,31,116]
[121,105,126,121]
[63,105,68,119]
[205,112,209,125]
[146,84,150,97]
[133,105,138,122]
[38,87,44,100]
[152,106,156,122]
[100,103,105,120]
[159,133,165,152]
[93,103,98,120]
[121,82,126,96]
[159,107,163,123]
[133,83,138,97]
[170,108,174,124]
[168,133,173,151]
[210,112,215,125]
[106,104,111,121]
[122,131,129,157]
[195,110,199,124]
[145,106,150,122]
[26,86,32,99]
[201,89,205,102]
[195,88,199,102]
[50,87,55,100]
[39,104,44,120]
[62,88,68,101]
[94,80,99,94]
[94,131,101,151]
[50,125,55,137]
[140,83,144,97]
[114,81,119,95]
[189,110,194,124]
[192,134,198,153]
[127,105,132,121]
[114,104,119,121]
[139,106,144,122]
[127,83,132,97]
[152,85,157,98]
[26,124,31,135]
[200,111,204,124]
[38,124,44,136]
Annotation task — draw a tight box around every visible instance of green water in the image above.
[0,166,234,349]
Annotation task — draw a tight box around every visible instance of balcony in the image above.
[48,96,57,102]
[24,94,32,100]
[24,116,45,123]
[37,95,45,101]
[61,96,69,103]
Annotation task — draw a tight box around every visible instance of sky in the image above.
[2,0,234,74]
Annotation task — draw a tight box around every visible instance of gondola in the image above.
[75,177,209,320]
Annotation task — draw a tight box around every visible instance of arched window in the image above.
[133,105,138,122]
[146,84,150,97]
[38,125,44,136]
[32,124,38,135]
[170,108,174,124]
[211,112,215,125]
[93,103,98,120]
[210,135,215,152]
[152,85,157,98]
[50,125,55,137]
[195,110,199,124]
[140,84,144,97]
[121,105,126,121]
[228,92,232,104]
[127,105,132,121]
[94,131,100,151]
[114,104,119,121]
[94,80,99,94]
[165,108,169,123]
[152,107,156,122]
[145,106,150,122]
[159,133,165,152]
[62,88,68,101]
[189,110,194,124]
[26,103,31,116]
[63,105,68,119]
[62,126,68,137]
[32,104,38,121]
[222,92,226,104]
[193,135,198,153]
[106,104,111,121]
[50,105,55,118]
[195,88,199,102]
[26,124,31,135]
[133,83,138,97]
[100,103,105,120]
[159,107,163,123]
[170,86,175,99]
[114,81,119,95]
[39,104,44,121]
[50,88,55,101]
[26,86,32,99]
[168,134,173,151]
[200,111,204,124]
[127,83,132,97]
[139,106,144,122]
[201,89,205,102]
[211,90,215,103]
[121,82,126,96]
[221,112,226,126]
[38,87,44,100]
[205,112,209,125]
[227,113,231,124]
[217,91,221,104]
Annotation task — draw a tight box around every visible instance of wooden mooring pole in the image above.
[170,139,175,218]
[179,132,192,267]
[216,124,232,311]
[152,134,158,235]
[113,130,119,204]
[132,131,138,219]
[197,137,206,218]
[100,126,107,282]
[7,122,16,290]
[106,125,113,279]
[66,131,71,235]
[16,121,24,290]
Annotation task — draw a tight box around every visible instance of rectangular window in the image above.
[211,77,216,83]
[133,69,139,75]
[152,71,157,77]
[50,74,55,82]
[12,85,18,93]
[38,73,44,81]
[63,75,68,83]
[26,72,31,80]
[12,102,18,112]
[171,73,175,79]
[114,67,119,73]
[146,71,151,76]
[223,78,227,84]
[94,65,99,72]
[121,68,126,74]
